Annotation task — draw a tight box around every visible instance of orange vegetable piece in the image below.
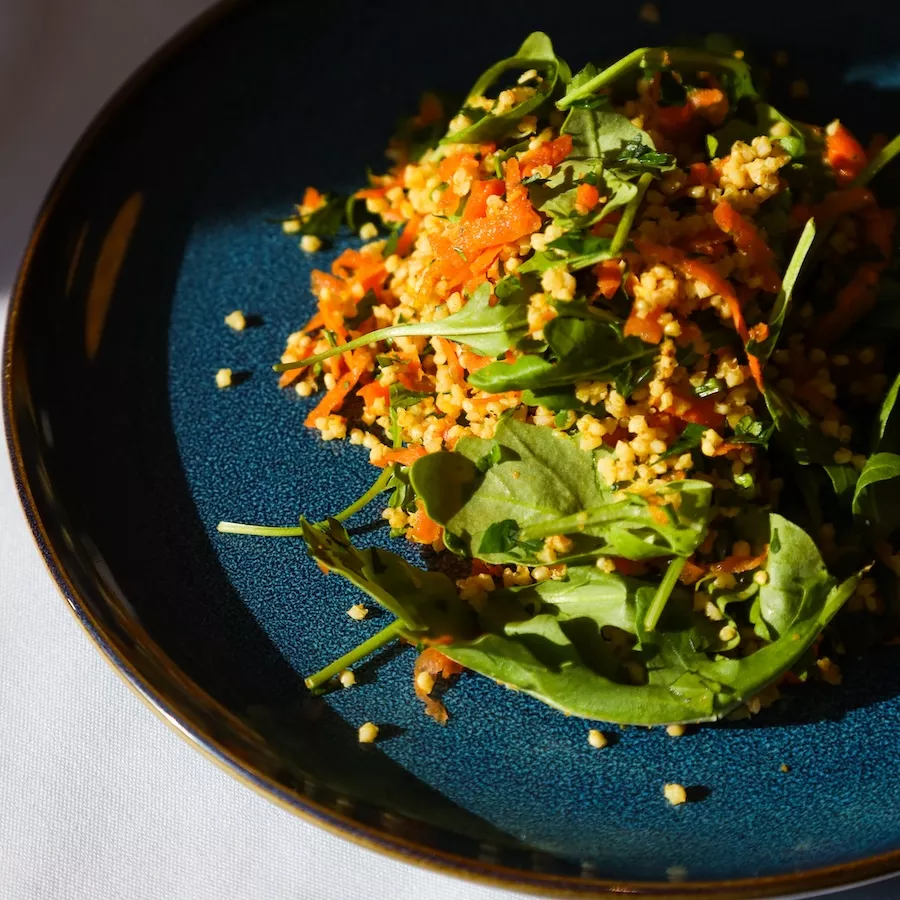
[409,499,442,545]
[688,87,728,125]
[373,446,428,468]
[463,179,505,221]
[413,647,464,725]
[575,182,601,214]
[624,307,664,344]
[357,381,389,407]
[302,186,324,210]
[518,134,573,177]
[710,548,768,575]
[595,259,622,299]
[395,214,422,257]
[826,121,867,185]
[713,200,781,293]
[303,349,371,427]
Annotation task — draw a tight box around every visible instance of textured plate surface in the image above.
[6,1,900,896]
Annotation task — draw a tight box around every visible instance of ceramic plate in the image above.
[6,1,900,896]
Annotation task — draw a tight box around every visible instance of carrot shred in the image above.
[303,349,371,427]
[671,394,726,430]
[434,337,465,384]
[409,499,442,545]
[413,647,463,725]
[811,263,884,347]
[357,381,389,407]
[395,214,421,257]
[710,547,768,575]
[461,350,493,373]
[624,307,664,344]
[518,134,573,177]
[689,87,728,124]
[463,179,505,222]
[373,446,428,468]
[826,121,867,185]
[595,259,622,299]
[576,182,601,214]
[302,186,324,210]
[712,200,781,293]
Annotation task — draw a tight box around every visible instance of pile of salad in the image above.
[219,34,900,728]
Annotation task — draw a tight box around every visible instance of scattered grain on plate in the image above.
[639,2,660,23]
[224,310,247,331]
[666,724,686,738]
[215,368,233,389]
[664,783,688,806]
[587,729,608,749]
[780,763,791,773]
[339,669,356,688]
[282,219,301,234]
[347,603,369,621]
[358,722,379,743]
[359,222,379,241]
[300,234,322,253]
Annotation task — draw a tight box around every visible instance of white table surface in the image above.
[0,3,897,898]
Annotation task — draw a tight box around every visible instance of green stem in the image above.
[217,522,306,537]
[644,557,687,632]
[331,465,397,522]
[274,319,500,373]
[557,47,751,111]
[609,172,653,257]
[854,131,900,187]
[557,47,650,110]
[304,620,407,691]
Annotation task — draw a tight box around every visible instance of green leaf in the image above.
[875,372,900,453]
[299,518,470,636]
[275,280,529,372]
[659,423,707,460]
[732,415,774,448]
[746,218,816,364]
[442,32,568,145]
[439,514,859,725]
[469,315,656,393]
[852,452,900,537]
[389,383,433,409]
[410,418,712,564]
[562,107,657,162]
[521,387,605,416]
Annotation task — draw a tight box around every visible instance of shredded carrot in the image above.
[671,394,726,430]
[826,121,867,185]
[655,102,695,137]
[688,87,728,125]
[463,179,505,221]
[812,263,884,347]
[438,151,479,183]
[575,182,601,214]
[624,307,664,344]
[357,381,389,407]
[373,446,428,468]
[354,186,390,200]
[713,200,781,293]
[595,259,623,299]
[461,350,493,373]
[409,499,442,544]
[710,548,768,574]
[680,559,706,585]
[396,214,421,256]
[301,310,325,333]
[433,337,465,384]
[518,134,573,177]
[302,186,324,210]
[303,350,371,427]
[413,647,464,725]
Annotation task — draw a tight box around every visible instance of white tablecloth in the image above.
[0,3,896,898]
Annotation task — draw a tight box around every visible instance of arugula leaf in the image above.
[746,218,816,365]
[469,315,656,393]
[875,372,900,453]
[659,423,707,460]
[410,418,711,564]
[439,514,860,725]
[442,32,569,145]
[275,281,529,372]
[852,453,900,537]
[733,415,774,447]
[300,518,470,635]
[557,46,756,111]
[283,194,347,240]
[562,107,657,162]
[853,131,900,188]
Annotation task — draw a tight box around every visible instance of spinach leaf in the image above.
[558,46,756,111]
[409,417,711,563]
[440,514,860,725]
[300,518,470,636]
[562,107,657,162]
[746,218,816,364]
[875,372,900,453]
[442,32,569,145]
[852,453,900,537]
[275,280,528,373]
[469,315,656,393]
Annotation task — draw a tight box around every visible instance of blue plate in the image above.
[6,1,900,896]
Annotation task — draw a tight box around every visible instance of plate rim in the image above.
[3,2,900,896]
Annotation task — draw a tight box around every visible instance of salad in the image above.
[219,34,900,728]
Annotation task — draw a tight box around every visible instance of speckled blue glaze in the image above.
[8,0,900,893]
